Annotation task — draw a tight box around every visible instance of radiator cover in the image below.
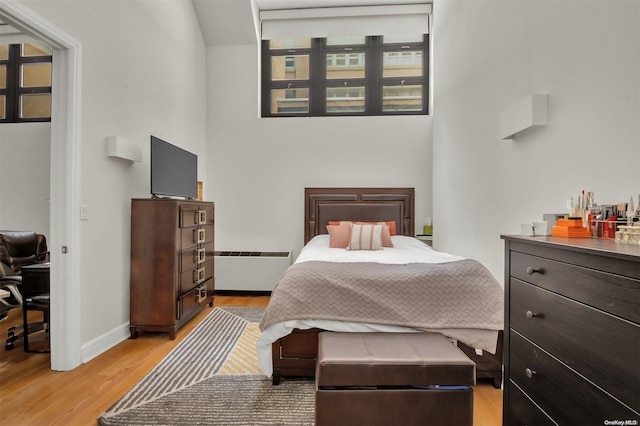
[214,251,292,292]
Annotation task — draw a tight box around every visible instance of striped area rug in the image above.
[98,307,315,425]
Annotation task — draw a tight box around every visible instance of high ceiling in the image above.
[2,1,428,47]
[192,0,429,45]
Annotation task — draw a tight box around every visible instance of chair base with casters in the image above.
[6,321,45,350]
[22,293,50,353]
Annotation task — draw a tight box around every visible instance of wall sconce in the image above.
[499,94,548,141]
[106,136,142,163]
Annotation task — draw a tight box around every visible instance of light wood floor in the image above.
[0,296,502,425]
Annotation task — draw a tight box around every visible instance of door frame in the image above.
[0,1,82,370]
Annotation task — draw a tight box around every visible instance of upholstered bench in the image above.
[315,332,475,426]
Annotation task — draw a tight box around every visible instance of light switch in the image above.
[80,204,89,220]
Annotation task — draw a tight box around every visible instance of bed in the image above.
[257,187,504,387]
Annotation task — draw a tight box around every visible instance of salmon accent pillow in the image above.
[348,224,383,251]
[328,220,397,236]
[326,224,351,248]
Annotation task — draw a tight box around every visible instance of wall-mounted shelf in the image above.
[499,94,548,141]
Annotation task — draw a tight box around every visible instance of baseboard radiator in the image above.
[214,251,292,292]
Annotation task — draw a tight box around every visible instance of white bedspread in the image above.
[295,235,465,265]
[257,235,500,377]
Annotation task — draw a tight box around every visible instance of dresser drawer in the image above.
[511,251,639,322]
[510,331,638,425]
[180,224,214,249]
[510,278,639,409]
[177,282,209,320]
[179,242,214,272]
[180,204,214,228]
[179,258,214,294]
[506,381,555,426]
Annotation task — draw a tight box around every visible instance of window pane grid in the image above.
[326,52,366,79]
[326,36,366,46]
[0,65,6,89]
[326,85,366,113]
[383,51,423,78]
[262,35,427,117]
[382,84,423,112]
[20,93,51,118]
[21,42,52,57]
[382,35,424,44]
[1,43,52,122]
[21,63,52,88]
[268,38,311,50]
[270,87,310,114]
[271,54,310,81]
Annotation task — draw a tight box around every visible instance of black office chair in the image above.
[22,293,50,353]
[0,289,9,321]
[0,231,50,351]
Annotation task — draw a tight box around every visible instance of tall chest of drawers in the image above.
[130,198,215,340]
[502,235,639,425]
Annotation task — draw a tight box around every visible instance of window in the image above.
[262,34,428,117]
[0,42,52,123]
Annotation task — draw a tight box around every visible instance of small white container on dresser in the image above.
[501,235,639,425]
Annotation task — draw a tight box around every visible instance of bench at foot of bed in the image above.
[315,331,475,426]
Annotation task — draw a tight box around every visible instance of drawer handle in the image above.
[195,284,207,304]
[193,268,205,284]
[526,266,543,275]
[194,228,206,244]
[525,368,536,379]
[195,210,206,225]
[194,248,206,263]
[526,310,542,319]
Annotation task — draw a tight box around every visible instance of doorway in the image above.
[0,1,81,370]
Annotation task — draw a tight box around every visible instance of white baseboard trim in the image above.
[81,322,130,364]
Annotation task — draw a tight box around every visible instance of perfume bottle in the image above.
[627,196,636,225]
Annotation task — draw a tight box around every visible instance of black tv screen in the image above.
[150,135,198,199]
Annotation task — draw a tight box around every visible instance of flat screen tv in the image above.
[150,135,198,199]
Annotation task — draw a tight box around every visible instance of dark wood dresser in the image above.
[501,235,639,425]
[130,198,215,339]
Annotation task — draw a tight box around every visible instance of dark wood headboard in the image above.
[304,187,415,244]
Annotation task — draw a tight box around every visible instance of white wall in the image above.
[13,0,207,355]
[7,0,635,364]
[205,44,433,259]
[0,123,51,238]
[433,0,640,282]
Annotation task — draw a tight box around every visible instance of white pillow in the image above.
[348,224,383,251]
